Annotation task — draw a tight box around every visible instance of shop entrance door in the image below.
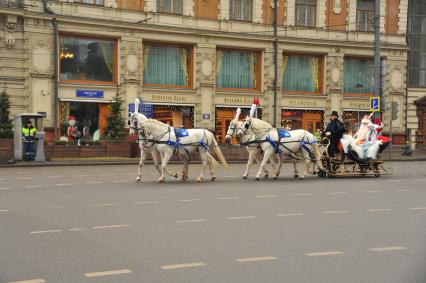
[302,112,322,133]
[216,110,236,144]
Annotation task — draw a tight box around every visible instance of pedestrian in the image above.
[22,120,37,161]
[325,111,346,159]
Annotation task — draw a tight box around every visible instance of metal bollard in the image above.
[34,131,46,162]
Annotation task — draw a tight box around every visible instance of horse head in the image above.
[128,113,139,136]
[225,119,243,143]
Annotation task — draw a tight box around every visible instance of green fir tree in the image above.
[0,89,14,139]
[104,94,127,140]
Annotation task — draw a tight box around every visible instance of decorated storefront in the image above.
[281,109,324,132]
[152,104,194,128]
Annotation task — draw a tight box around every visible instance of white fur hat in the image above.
[249,104,257,117]
[235,108,242,120]
[134,98,140,114]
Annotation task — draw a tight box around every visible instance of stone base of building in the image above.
[0,139,14,164]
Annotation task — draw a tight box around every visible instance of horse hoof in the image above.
[197,177,203,182]
[242,176,248,180]
[136,177,141,182]
[174,173,179,178]
[298,176,305,180]
[255,177,260,181]
[272,176,277,180]
[157,179,165,183]
[294,175,299,179]
[211,176,216,181]
[263,174,269,179]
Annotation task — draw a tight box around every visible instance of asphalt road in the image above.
[0,161,425,283]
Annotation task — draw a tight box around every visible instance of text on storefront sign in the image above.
[152,95,187,102]
[76,90,104,98]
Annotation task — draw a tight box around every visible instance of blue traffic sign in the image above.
[370,96,380,111]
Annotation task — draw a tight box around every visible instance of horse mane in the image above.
[143,118,169,129]
[249,117,273,129]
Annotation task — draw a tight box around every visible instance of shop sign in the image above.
[347,101,370,110]
[223,97,253,105]
[288,100,319,107]
[76,90,104,99]
[202,114,210,120]
[152,94,187,103]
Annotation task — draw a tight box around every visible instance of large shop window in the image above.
[75,0,104,5]
[295,0,316,27]
[281,110,324,132]
[282,54,322,93]
[356,0,374,32]
[153,105,194,129]
[407,1,426,87]
[343,111,371,135]
[143,44,192,87]
[229,0,252,21]
[60,35,116,84]
[216,49,259,90]
[157,0,182,14]
[344,58,374,94]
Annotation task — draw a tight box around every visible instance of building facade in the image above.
[0,0,409,143]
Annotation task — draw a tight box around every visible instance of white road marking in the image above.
[25,185,42,189]
[8,279,46,283]
[0,187,11,190]
[255,195,277,198]
[69,228,84,231]
[368,209,392,212]
[48,206,65,209]
[161,262,206,270]
[178,199,200,202]
[99,173,116,176]
[292,193,314,196]
[277,213,304,217]
[17,177,33,180]
[89,203,115,207]
[30,229,62,234]
[85,269,132,278]
[113,180,130,183]
[227,216,255,220]
[217,196,240,200]
[361,190,382,193]
[369,246,407,252]
[396,189,416,192]
[387,179,401,182]
[328,192,349,195]
[305,251,344,257]
[136,201,159,204]
[413,178,426,182]
[0,209,10,212]
[176,219,205,223]
[223,176,237,178]
[410,207,426,210]
[56,183,73,186]
[360,180,376,183]
[237,256,277,263]
[86,181,103,184]
[46,176,62,179]
[92,224,129,230]
[74,174,89,177]
[322,210,349,214]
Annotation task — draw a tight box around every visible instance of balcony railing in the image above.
[0,0,24,8]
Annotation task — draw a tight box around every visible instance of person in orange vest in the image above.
[22,120,37,161]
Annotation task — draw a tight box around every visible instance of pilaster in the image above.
[219,0,230,20]
[253,0,264,23]
[317,0,327,28]
[347,0,357,31]
[397,0,408,35]
[285,0,295,26]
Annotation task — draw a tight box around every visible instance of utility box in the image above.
[14,113,46,161]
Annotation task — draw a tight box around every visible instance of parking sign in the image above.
[370,96,380,112]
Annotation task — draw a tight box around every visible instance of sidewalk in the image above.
[2,148,426,167]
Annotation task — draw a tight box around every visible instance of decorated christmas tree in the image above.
[104,94,127,140]
[0,89,14,139]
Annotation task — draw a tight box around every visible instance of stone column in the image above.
[325,50,344,116]
[264,48,282,126]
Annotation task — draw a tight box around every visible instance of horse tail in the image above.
[211,135,229,168]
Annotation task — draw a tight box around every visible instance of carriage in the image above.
[316,138,393,178]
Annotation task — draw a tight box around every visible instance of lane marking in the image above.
[74,174,88,177]
[0,209,10,212]
[92,224,129,230]
[236,256,277,263]
[85,269,132,278]
[161,262,206,270]
[176,219,205,223]
[227,216,255,220]
[328,192,348,195]
[387,179,401,182]
[217,196,240,200]
[413,178,426,182]
[323,210,349,214]
[277,213,304,217]
[46,176,62,179]
[368,209,392,212]
[410,207,426,210]
[30,229,62,234]
[48,206,65,209]
[305,251,344,257]
[69,228,84,231]
[361,190,382,193]
[223,176,237,178]
[360,180,376,183]
[369,246,407,252]
[292,193,313,196]
[8,279,46,283]
[136,201,159,204]
[17,177,33,180]
[89,203,115,207]
[25,185,42,189]
[56,183,73,186]
[178,199,200,202]
[0,187,11,190]
[396,189,416,192]
[99,173,116,176]
[113,180,130,183]
[255,195,277,198]
[86,181,103,184]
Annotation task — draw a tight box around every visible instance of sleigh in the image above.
[316,138,393,178]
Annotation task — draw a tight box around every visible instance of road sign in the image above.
[370,96,380,112]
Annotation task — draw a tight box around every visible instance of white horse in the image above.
[128,112,178,182]
[240,116,324,180]
[140,118,228,182]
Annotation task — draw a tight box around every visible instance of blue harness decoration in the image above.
[278,129,291,139]
[266,135,282,154]
[176,128,189,138]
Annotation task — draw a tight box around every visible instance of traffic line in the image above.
[217,196,240,200]
[46,176,62,179]
[362,190,382,193]
[305,251,344,257]
[367,209,392,212]
[99,173,116,176]
[56,183,73,186]
[92,224,129,230]
[161,262,206,270]
[69,228,84,232]
[328,192,349,195]
[25,185,42,189]
[89,203,115,207]
[178,199,200,202]
[8,279,46,283]
[413,178,426,182]
[410,207,426,210]
[387,179,401,182]
[255,195,277,198]
[17,177,33,180]
[136,201,159,204]
[74,174,89,177]
[227,216,255,220]
[48,206,66,209]
[0,187,11,190]
[277,213,304,217]
[176,219,205,223]
[30,229,62,234]
[0,209,10,212]
[86,181,103,184]
[85,269,132,278]
[396,189,416,192]
[322,210,349,214]
[113,180,130,183]
[236,256,277,263]
[292,193,314,196]
[369,246,406,252]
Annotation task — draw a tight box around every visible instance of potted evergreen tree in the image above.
[0,89,14,163]
[103,94,130,157]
